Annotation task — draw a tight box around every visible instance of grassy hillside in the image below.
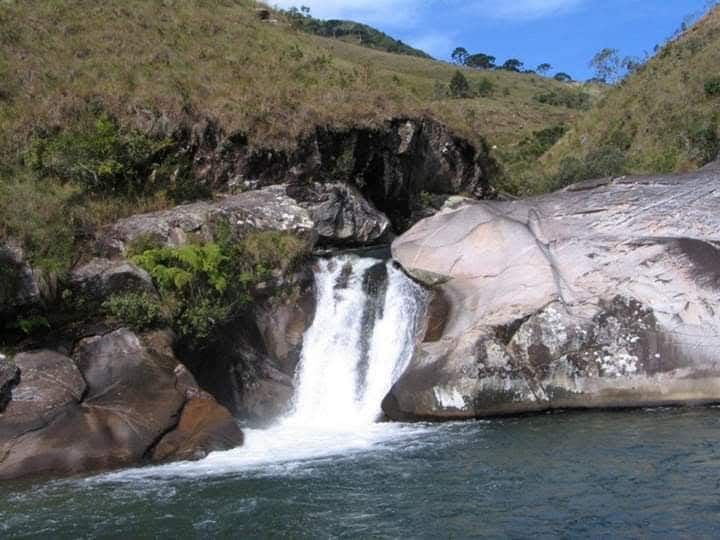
[280,9,432,59]
[0,0,592,275]
[0,0,587,160]
[522,6,720,194]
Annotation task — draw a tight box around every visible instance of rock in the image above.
[0,329,243,481]
[191,117,496,232]
[0,357,19,412]
[97,188,317,258]
[0,243,42,323]
[152,397,244,462]
[387,168,720,420]
[68,258,157,303]
[184,288,316,426]
[286,182,392,246]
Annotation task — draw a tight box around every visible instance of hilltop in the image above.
[522,5,720,194]
[0,0,586,161]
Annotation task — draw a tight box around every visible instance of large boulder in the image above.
[97,188,317,258]
[68,258,157,304]
[386,168,720,419]
[286,182,392,246]
[0,329,243,480]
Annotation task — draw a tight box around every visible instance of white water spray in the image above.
[288,255,427,427]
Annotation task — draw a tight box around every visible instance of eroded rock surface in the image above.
[97,188,318,257]
[386,168,720,419]
[0,329,243,481]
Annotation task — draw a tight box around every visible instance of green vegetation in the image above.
[527,6,720,194]
[130,230,306,342]
[534,88,591,110]
[281,6,431,59]
[103,292,165,332]
[705,76,720,95]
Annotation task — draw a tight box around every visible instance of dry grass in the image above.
[530,5,720,190]
[0,0,585,161]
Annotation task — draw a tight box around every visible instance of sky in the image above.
[272,0,717,80]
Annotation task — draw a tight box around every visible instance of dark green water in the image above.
[3,407,720,539]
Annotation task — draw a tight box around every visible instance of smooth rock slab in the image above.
[386,168,720,419]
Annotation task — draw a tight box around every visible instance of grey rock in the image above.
[287,182,391,245]
[69,258,157,302]
[386,168,720,419]
[97,188,317,257]
[0,243,42,322]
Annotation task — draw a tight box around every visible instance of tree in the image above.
[500,58,524,72]
[621,55,643,76]
[451,47,469,65]
[590,48,621,83]
[465,53,495,69]
[449,70,471,98]
[553,72,573,82]
[537,63,552,76]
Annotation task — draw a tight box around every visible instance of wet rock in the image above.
[387,167,720,419]
[0,329,243,481]
[152,397,244,462]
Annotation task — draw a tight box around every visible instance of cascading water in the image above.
[288,256,427,427]
[101,255,429,480]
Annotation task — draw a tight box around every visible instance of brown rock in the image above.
[152,398,244,462]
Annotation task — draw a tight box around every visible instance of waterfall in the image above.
[100,255,429,480]
[287,255,427,428]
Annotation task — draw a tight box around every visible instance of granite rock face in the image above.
[385,169,720,419]
[0,330,243,481]
[97,188,318,258]
[189,116,496,232]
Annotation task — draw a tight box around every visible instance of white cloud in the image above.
[407,31,457,58]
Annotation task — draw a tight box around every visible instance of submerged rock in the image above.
[386,168,720,419]
[0,329,242,481]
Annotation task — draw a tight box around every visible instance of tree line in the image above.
[450,47,573,82]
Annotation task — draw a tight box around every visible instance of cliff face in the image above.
[386,165,720,419]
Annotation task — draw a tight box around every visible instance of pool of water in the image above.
[4,407,720,538]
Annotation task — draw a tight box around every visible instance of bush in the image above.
[103,292,165,331]
[26,109,208,202]
[476,78,495,97]
[449,71,471,98]
[131,231,307,343]
[704,77,720,96]
[534,89,591,110]
[547,146,627,191]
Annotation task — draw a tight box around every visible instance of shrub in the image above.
[534,89,591,110]
[131,231,307,342]
[103,292,165,331]
[26,109,208,203]
[449,70,471,98]
[476,78,495,97]
[704,77,720,96]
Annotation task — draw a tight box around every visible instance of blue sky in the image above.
[272,0,716,80]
